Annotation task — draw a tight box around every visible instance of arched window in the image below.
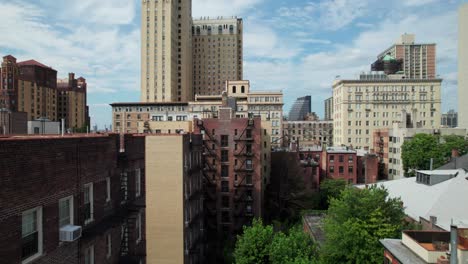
[218,25,223,33]
[196,26,201,35]
[241,86,245,93]
[232,86,237,93]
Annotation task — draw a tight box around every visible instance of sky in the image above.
[0,0,466,129]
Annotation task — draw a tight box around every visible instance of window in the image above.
[106,234,112,259]
[221,181,229,192]
[222,196,230,208]
[84,183,94,225]
[105,177,111,202]
[221,150,229,162]
[22,207,43,263]
[330,155,334,163]
[339,166,344,174]
[221,165,229,177]
[348,156,354,163]
[221,135,229,147]
[59,196,73,228]
[136,211,142,244]
[135,169,141,198]
[329,166,335,174]
[246,175,252,185]
[84,245,94,264]
[246,129,252,138]
[339,155,344,162]
[349,166,354,173]
[222,211,230,223]
[246,159,253,170]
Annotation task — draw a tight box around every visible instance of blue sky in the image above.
[0,0,466,129]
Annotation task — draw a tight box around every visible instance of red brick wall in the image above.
[322,152,357,184]
[0,134,146,264]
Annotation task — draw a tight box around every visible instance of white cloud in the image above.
[403,0,439,6]
[193,0,263,17]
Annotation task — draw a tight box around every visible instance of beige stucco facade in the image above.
[459,3,468,129]
[141,0,193,103]
[192,17,243,97]
[137,120,193,134]
[18,80,57,121]
[333,78,442,150]
[145,135,204,263]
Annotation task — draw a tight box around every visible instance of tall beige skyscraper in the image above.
[141,0,193,103]
[458,3,468,129]
[192,17,243,96]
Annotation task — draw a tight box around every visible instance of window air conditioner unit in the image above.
[60,225,82,242]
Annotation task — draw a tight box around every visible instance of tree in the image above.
[402,134,468,176]
[234,218,274,264]
[401,133,443,176]
[234,219,318,264]
[319,178,347,209]
[320,186,405,264]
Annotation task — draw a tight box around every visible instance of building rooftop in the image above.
[303,213,326,247]
[357,169,468,230]
[380,239,427,264]
[110,102,189,107]
[17,59,54,70]
[325,146,356,154]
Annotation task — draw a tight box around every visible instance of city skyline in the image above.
[0,0,466,128]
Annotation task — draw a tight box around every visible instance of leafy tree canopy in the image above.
[320,186,405,264]
[234,219,318,264]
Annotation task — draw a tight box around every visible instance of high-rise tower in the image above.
[141,0,193,103]
[192,17,243,96]
[458,4,468,129]
[374,34,436,79]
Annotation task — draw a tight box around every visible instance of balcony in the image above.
[234,166,253,172]
[234,136,254,142]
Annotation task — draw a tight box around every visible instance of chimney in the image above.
[452,149,460,159]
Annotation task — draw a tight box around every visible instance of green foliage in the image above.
[320,186,405,264]
[234,219,317,264]
[319,178,347,209]
[402,134,468,176]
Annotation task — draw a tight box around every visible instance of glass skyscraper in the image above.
[288,96,311,121]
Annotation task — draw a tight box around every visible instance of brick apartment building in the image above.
[0,134,146,264]
[194,109,265,261]
[57,73,89,131]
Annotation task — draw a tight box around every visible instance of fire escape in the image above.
[196,120,219,232]
[233,119,255,231]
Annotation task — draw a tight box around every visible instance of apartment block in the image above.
[0,109,27,134]
[333,77,442,150]
[320,147,358,184]
[194,113,264,260]
[324,97,333,121]
[192,17,243,97]
[141,0,193,103]
[288,96,311,121]
[0,134,146,264]
[145,134,204,264]
[0,56,58,121]
[57,73,88,131]
[283,120,333,147]
[375,34,436,79]
[459,4,468,129]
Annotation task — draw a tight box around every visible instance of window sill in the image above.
[84,218,94,226]
[22,252,43,264]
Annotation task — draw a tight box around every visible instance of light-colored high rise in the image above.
[141,0,193,103]
[192,17,243,96]
[458,4,468,129]
[333,76,442,150]
[376,34,436,79]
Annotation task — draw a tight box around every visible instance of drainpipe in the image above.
[450,225,458,264]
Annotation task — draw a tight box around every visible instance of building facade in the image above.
[324,97,333,121]
[0,134,146,264]
[0,110,27,134]
[0,55,19,111]
[145,134,204,264]
[192,17,243,97]
[141,0,193,103]
[321,147,358,184]
[194,114,264,261]
[57,73,88,131]
[459,4,468,129]
[333,78,442,150]
[376,34,436,79]
[441,110,458,128]
[283,120,333,147]
[288,96,311,121]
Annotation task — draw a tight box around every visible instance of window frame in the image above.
[84,183,94,225]
[58,196,74,228]
[21,207,43,264]
[105,177,111,202]
[136,211,142,244]
[106,233,112,259]
[135,169,141,198]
